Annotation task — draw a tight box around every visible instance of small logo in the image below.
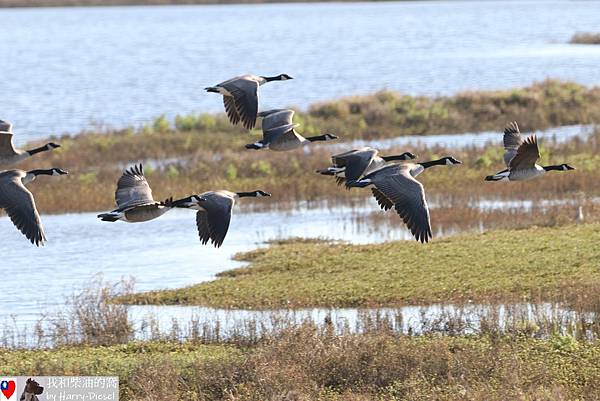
[0,378,16,401]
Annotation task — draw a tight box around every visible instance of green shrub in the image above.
[152,115,171,133]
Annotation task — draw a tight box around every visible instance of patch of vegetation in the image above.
[124,224,600,309]
[0,342,241,400]
[2,327,600,401]
[570,32,600,45]
[307,79,600,139]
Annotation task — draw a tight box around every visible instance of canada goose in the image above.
[347,157,462,243]
[0,167,68,246]
[205,74,293,130]
[245,109,338,151]
[317,147,417,186]
[0,120,60,168]
[485,121,575,181]
[97,164,172,223]
[170,190,271,247]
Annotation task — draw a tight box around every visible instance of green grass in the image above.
[2,333,600,400]
[0,341,238,375]
[123,224,600,308]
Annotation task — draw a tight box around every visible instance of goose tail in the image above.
[97,212,120,222]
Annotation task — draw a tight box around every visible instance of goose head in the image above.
[442,156,462,165]
[252,190,271,197]
[51,168,69,176]
[46,142,61,150]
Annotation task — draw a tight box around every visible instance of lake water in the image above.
[0,202,419,327]
[2,0,600,139]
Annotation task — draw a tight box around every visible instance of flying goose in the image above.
[205,74,293,130]
[317,147,417,186]
[0,120,60,168]
[0,168,68,246]
[485,121,575,181]
[97,164,172,223]
[170,190,271,247]
[245,109,338,151]
[347,157,462,243]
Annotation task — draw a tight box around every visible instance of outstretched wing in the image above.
[508,135,540,170]
[371,187,393,211]
[195,194,234,248]
[503,121,524,167]
[220,79,259,130]
[223,96,240,126]
[334,148,378,182]
[372,166,432,243]
[115,164,156,210]
[0,172,46,246]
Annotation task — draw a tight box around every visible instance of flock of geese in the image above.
[0,74,576,247]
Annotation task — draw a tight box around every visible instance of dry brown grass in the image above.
[3,323,600,401]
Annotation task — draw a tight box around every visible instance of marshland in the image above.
[3,1,600,400]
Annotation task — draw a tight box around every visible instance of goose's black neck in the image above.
[27,145,49,156]
[27,169,54,176]
[170,196,194,207]
[262,75,282,82]
[306,134,330,142]
[543,164,572,172]
[237,191,259,198]
[382,153,412,162]
[420,158,447,169]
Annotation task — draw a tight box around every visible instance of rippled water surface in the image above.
[2,0,600,139]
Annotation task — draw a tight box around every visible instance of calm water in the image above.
[2,1,600,139]
[0,202,421,325]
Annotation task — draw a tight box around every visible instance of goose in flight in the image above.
[246,109,337,151]
[317,147,416,186]
[485,121,575,181]
[205,74,293,130]
[0,168,68,246]
[347,157,462,243]
[97,164,173,223]
[0,120,60,168]
[170,190,271,247]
